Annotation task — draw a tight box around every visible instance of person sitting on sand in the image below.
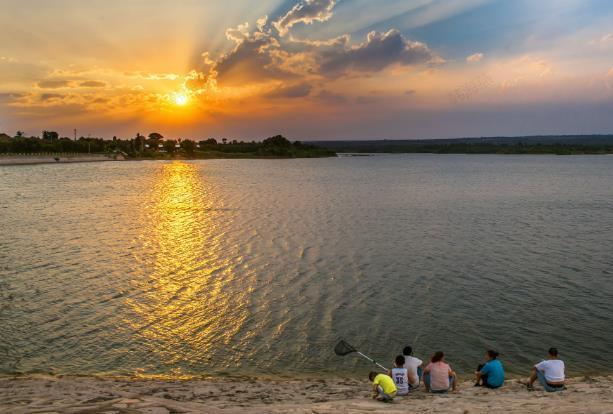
[369,371,397,402]
[403,345,423,390]
[527,347,566,392]
[389,355,409,396]
[423,351,458,393]
[474,350,505,389]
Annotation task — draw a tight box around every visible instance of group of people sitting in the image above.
[368,346,566,402]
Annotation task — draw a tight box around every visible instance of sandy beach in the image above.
[2,375,612,413]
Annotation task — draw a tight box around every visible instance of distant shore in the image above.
[1,374,612,413]
[0,152,337,166]
[0,154,120,166]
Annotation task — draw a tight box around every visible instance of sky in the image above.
[1,0,612,140]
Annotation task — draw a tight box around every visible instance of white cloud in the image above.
[273,0,337,36]
[600,33,613,43]
[466,52,484,63]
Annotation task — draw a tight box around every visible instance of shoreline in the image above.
[2,152,611,167]
[0,153,338,166]
[0,154,119,166]
[2,374,612,413]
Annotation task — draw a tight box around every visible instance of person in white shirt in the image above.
[388,355,409,396]
[527,347,566,392]
[402,346,423,389]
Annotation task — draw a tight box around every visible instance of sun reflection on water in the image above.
[126,161,248,372]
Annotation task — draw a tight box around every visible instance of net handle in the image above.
[357,351,388,371]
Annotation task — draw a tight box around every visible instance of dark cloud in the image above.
[263,82,312,98]
[79,80,106,88]
[40,93,63,100]
[273,0,337,36]
[0,92,26,102]
[319,30,437,76]
[214,25,292,85]
[37,79,71,88]
[205,2,439,89]
[315,89,347,104]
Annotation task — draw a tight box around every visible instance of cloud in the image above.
[37,79,107,89]
[318,30,438,76]
[263,82,312,98]
[0,56,18,63]
[0,92,26,102]
[40,93,64,101]
[210,23,437,87]
[127,72,180,81]
[37,79,71,88]
[273,0,337,36]
[213,22,295,85]
[183,70,216,93]
[466,52,484,63]
[256,15,269,32]
[79,80,106,88]
[315,89,347,104]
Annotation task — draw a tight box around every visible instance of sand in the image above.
[2,375,613,414]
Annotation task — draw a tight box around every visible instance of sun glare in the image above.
[174,93,189,106]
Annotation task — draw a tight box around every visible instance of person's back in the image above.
[535,359,565,382]
[391,367,409,395]
[527,347,566,392]
[427,360,451,391]
[369,371,397,402]
[390,355,409,396]
[402,346,423,388]
[480,358,505,388]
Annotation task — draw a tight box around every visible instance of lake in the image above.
[1,155,612,378]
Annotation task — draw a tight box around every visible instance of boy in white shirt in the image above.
[403,346,423,390]
[527,347,566,392]
[389,355,409,396]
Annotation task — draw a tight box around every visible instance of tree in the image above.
[15,130,24,138]
[163,140,176,153]
[222,138,227,144]
[134,133,146,153]
[262,135,291,147]
[201,138,217,145]
[148,132,164,141]
[42,130,59,141]
[181,139,197,154]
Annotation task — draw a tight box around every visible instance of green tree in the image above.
[181,139,197,154]
[163,140,176,153]
[42,130,59,141]
[148,132,164,141]
[262,135,291,147]
[133,133,146,153]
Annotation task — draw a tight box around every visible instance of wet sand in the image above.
[2,375,612,413]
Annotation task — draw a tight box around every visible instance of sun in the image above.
[174,93,189,106]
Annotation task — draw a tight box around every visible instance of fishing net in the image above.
[334,339,357,356]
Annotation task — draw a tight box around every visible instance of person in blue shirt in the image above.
[474,350,505,389]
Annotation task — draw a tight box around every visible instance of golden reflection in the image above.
[127,161,247,370]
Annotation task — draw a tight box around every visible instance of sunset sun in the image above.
[174,93,188,106]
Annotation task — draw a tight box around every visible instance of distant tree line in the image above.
[312,136,613,155]
[0,131,336,158]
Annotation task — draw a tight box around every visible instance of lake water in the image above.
[1,155,613,378]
